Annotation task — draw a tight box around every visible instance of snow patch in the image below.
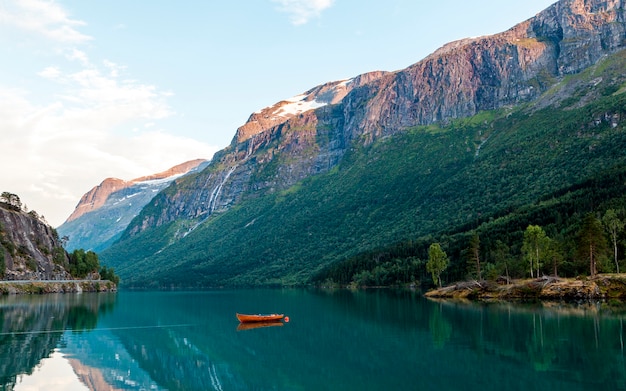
[275,96,327,117]
[337,78,353,87]
[134,174,184,186]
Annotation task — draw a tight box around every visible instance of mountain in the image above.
[100,0,626,287]
[0,194,71,280]
[58,159,207,252]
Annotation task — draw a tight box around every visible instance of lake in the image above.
[1,289,625,390]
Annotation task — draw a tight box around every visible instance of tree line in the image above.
[315,208,626,288]
[67,249,120,285]
[428,209,623,288]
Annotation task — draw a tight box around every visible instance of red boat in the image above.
[236,313,284,323]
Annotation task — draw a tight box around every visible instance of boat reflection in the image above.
[237,321,284,331]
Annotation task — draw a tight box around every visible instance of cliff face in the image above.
[0,205,70,280]
[122,0,626,239]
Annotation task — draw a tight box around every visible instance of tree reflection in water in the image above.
[427,299,626,386]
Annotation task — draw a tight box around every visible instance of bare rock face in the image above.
[66,178,128,223]
[550,0,626,74]
[0,205,71,280]
[234,71,389,144]
[124,0,626,238]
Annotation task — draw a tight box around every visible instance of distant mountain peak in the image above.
[64,159,206,224]
[130,159,207,184]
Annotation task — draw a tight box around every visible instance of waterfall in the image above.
[180,165,238,239]
[207,166,237,213]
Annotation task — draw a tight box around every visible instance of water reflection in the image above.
[429,302,452,348]
[426,298,626,388]
[14,350,88,391]
[236,321,284,331]
[0,293,116,390]
[1,290,626,390]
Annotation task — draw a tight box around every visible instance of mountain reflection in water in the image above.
[14,350,88,391]
[0,293,123,390]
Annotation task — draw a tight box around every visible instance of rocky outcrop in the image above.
[122,0,626,239]
[0,205,71,280]
[424,275,626,302]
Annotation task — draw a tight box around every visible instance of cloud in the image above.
[0,2,219,227]
[0,51,218,227]
[0,0,92,43]
[38,66,62,80]
[66,48,89,66]
[271,0,335,25]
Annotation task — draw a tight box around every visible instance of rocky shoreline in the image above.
[0,280,117,295]
[424,274,626,302]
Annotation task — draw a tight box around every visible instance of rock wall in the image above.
[0,206,71,280]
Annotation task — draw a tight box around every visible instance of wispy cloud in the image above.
[0,0,92,43]
[0,70,217,225]
[0,22,217,226]
[271,0,335,25]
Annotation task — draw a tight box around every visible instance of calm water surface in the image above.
[0,289,625,390]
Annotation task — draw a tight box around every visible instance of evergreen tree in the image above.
[0,192,21,210]
[602,209,624,273]
[545,236,564,277]
[491,240,512,284]
[466,232,482,281]
[577,213,608,277]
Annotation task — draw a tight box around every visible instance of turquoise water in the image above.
[0,289,625,390]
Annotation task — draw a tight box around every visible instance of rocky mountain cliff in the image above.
[58,159,207,252]
[121,0,626,239]
[0,201,70,280]
[99,0,626,287]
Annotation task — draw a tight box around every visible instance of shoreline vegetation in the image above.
[424,274,626,303]
[0,280,117,295]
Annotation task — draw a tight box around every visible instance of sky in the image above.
[0,0,557,227]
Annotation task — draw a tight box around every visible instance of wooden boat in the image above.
[236,313,284,323]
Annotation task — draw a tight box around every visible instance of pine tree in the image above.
[467,232,482,281]
[577,213,608,277]
[602,209,624,273]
